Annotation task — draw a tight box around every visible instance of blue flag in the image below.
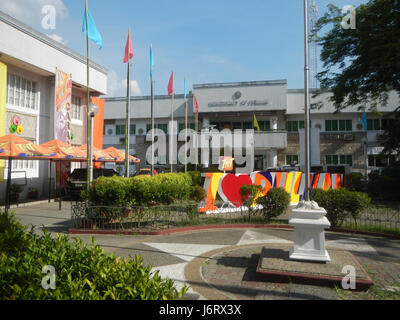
[361,111,367,131]
[83,5,103,49]
[184,78,186,99]
[150,46,154,75]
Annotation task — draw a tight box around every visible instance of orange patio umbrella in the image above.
[77,144,117,162]
[0,134,58,212]
[0,134,57,159]
[40,140,87,160]
[103,146,140,163]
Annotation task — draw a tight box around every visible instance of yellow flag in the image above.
[253,113,260,132]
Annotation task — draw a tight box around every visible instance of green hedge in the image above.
[86,173,193,206]
[312,188,371,227]
[257,188,290,222]
[0,211,186,300]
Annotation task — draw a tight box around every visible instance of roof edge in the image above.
[0,10,108,75]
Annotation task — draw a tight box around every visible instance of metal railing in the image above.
[71,201,400,234]
[341,207,400,232]
[71,201,275,231]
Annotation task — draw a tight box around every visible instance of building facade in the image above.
[0,11,107,201]
[104,80,398,175]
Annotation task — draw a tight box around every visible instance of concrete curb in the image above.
[68,224,400,239]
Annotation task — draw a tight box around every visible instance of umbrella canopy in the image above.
[0,134,57,159]
[40,140,86,160]
[103,146,140,163]
[77,144,117,161]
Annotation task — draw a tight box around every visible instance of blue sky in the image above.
[0,0,368,97]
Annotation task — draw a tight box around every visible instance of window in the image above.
[7,73,37,110]
[381,119,395,130]
[243,122,252,130]
[5,158,37,170]
[146,123,168,134]
[325,120,352,131]
[115,125,126,135]
[287,120,305,132]
[368,155,396,167]
[368,118,395,131]
[130,124,136,135]
[156,123,168,133]
[326,155,353,166]
[178,123,195,132]
[286,155,299,165]
[71,96,82,121]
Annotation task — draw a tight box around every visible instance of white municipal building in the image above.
[104,80,399,174]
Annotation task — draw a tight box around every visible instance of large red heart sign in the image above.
[218,174,253,207]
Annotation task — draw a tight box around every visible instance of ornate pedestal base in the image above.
[289,201,331,262]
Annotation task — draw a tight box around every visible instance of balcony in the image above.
[254,130,287,149]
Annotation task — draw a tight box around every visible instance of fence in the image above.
[71,201,274,231]
[71,202,400,234]
[341,207,400,233]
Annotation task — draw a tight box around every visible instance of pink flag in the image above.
[123,30,133,63]
[167,71,174,96]
[194,95,199,114]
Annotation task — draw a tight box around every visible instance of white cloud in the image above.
[46,33,68,45]
[107,70,142,97]
[0,0,68,26]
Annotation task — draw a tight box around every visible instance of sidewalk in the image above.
[9,201,400,300]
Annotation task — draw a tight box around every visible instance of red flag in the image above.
[167,71,174,96]
[194,95,199,114]
[123,30,133,63]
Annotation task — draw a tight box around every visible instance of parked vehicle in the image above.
[66,168,120,200]
[135,168,152,176]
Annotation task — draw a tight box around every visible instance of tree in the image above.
[313,0,400,153]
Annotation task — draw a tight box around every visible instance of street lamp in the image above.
[202,124,216,169]
[88,102,99,185]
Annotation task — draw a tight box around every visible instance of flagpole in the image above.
[150,45,154,175]
[85,0,91,194]
[304,0,311,202]
[124,59,131,177]
[194,97,198,171]
[170,89,174,173]
[184,78,188,173]
[152,79,155,174]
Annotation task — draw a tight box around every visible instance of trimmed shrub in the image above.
[345,172,367,192]
[0,211,187,300]
[239,184,263,207]
[131,173,191,205]
[185,171,202,186]
[88,176,133,207]
[257,188,290,222]
[312,188,371,227]
[367,163,400,201]
[190,185,206,202]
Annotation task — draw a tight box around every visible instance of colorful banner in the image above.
[55,68,72,144]
[91,96,105,150]
[0,63,6,182]
[199,171,346,213]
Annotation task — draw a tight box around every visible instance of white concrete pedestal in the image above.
[289,200,331,262]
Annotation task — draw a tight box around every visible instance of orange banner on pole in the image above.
[91,97,104,150]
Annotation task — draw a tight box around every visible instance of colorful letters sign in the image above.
[199,171,345,213]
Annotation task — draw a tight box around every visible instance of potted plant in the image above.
[27,187,39,199]
[10,184,23,203]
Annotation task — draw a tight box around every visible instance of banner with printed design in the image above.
[55,68,72,144]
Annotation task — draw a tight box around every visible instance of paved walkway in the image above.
[10,201,400,300]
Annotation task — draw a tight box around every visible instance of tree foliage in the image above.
[313,0,400,111]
